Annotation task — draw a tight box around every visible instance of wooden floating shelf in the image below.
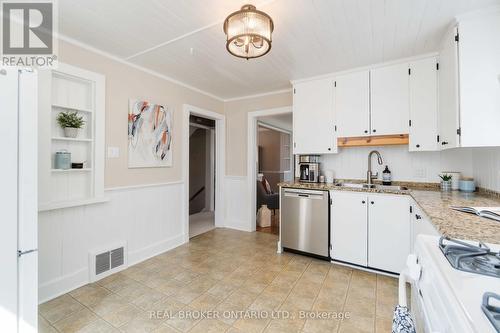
[338,134,409,147]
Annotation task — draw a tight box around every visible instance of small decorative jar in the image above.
[441,180,452,192]
[54,150,71,169]
[459,178,476,192]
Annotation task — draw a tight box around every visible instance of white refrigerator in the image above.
[0,67,38,332]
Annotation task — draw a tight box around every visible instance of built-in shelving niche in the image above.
[38,63,106,211]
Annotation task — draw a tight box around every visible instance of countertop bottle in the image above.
[382,165,392,185]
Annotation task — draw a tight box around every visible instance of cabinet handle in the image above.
[372,129,377,133]
[364,130,368,134]
[415,214,422,220]
[416,144,420,148]
[328,148,331,151]
[370,201,374,205]
[362,200,366,204]
[442,141,449,145]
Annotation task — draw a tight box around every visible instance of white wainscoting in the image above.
[38,181,186,303]
[224,175,251,232]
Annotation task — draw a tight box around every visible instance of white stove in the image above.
[410,235,500,333]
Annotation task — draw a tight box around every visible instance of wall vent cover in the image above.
[95,251,110,275]
[89,243,127,282]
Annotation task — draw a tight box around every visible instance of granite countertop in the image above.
[279,180,500,244]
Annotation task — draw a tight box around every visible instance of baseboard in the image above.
[128,233,186,265]
[39,233,187,304]
[39,268,88,304]
[223,219,252,232]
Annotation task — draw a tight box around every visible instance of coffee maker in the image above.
[298,155,320,183]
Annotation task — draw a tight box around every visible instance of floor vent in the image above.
[89,243,127,282]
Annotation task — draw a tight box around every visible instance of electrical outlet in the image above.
[107,147,120,158]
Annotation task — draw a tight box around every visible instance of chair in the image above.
[256,180,279,211]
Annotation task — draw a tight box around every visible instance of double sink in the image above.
[335,182,408,191]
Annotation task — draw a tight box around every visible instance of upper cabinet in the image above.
[439,8,500,148]
[334,70,370,137]
[438,26,460,149]
[409,57,439,151]
[292,78,336,154]
[370,63,409,135]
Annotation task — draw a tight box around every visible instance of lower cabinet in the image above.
[330,191,368,266]
[410,203,439,251]
[330,190,411,274]
[368,194,411,273]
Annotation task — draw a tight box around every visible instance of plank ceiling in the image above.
[59,0,500,100]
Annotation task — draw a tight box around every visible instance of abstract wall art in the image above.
[128,99,172,168]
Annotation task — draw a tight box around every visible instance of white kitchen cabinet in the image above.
[438,25,460,149]
[410,204,439,252]
[368,194,411,273]
[438,8,500,148]
[334,70,370,137]
[330,191,368,266]
[293,78,336,154]
[458,9,500,147]
[409,57,439,151]
[370,63,409,136]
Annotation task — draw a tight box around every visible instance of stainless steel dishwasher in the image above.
[281,188,329,259]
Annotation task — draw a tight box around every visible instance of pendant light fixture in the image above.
[223,4,274,60]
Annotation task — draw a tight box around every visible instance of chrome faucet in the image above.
[367,150,383,185]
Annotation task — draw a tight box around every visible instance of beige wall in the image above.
[224,91,292,176]
[58,40,224,188]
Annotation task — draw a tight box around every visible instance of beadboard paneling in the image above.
[38,182,185,303]
[320,146,474,183]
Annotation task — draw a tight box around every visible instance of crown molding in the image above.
[223,88,292,102]
[56,33,225,102]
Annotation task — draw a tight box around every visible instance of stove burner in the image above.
[439,236,500,278]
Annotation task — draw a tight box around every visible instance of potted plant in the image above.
[439,174,453,192]
[57,111,85,138]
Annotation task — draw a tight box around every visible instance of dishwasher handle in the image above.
[283,189,326,199]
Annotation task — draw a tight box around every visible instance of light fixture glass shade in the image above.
[223,4,274,59]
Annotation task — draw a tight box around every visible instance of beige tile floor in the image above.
[39,229,398,333]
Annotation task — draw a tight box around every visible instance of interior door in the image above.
[293,78,335,154]
[0,68,20,333]
[334,70,370,137]
[330,191,368,266]
[370,62,410,135]
[368,194,410,273]
[438,25,460,149]
[409,57,439,151]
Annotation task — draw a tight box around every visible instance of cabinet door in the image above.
[410,204,439,252]
[370,63,409,135]
[458,11,500,147]
[438,25,460,149]
[330,191,368,266]
[293,78,336,154]
[368,194,410,273]
[334,71,370,137]
[409,57,439,151]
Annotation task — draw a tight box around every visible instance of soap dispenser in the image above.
[382,165,392,185]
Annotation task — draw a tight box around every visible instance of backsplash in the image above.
[319,146,474,184]
[472,147,500,192]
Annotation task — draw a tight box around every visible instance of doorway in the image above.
[182,105,225,241]
[189,115,215,237]
[248,108,293,235]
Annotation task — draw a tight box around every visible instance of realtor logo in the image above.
[1,0,57,67]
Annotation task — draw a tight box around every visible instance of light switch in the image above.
[107,146,120,158]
